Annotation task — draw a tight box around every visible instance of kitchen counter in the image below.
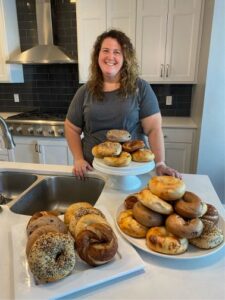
[162,117,197,129]
[0,161,224,300]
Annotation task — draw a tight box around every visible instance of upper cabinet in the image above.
[76,0,203,84]
[76,0,136,83]
[136,0,203,83]
[0,0,24,83]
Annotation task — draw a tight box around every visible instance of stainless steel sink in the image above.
[0,172,38,204]
[9,175,105,216]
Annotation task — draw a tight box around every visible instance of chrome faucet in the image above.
[0,116,15,149]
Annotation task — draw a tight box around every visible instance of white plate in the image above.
[115,203,225,260]
[11,206,145,300]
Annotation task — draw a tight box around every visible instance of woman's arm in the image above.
[64,118,93,177]
[141,113,181,178]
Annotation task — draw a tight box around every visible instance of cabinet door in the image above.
[164,0,203,82]
[38,139,73,166]
[106,0,136,44]
[76,0,106,83]
[11,137,39,163]
[0,0,23,82]
[136,0,168,82]
[165,142,192,173]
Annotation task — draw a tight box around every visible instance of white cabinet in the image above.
[76,0,203,83]
[0,0,23,83]
[163,128,195,173]
[76,0,136,82]
[136,0,203,83]
[11,137,73,166]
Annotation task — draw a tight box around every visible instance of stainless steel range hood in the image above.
[7,0,77,64]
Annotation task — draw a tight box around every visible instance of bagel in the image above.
[64,202,93,226]
[201,203,219,224]
[92,141,122,158]
[117,209,148,238]
[165,214,204,239]
[124,194,139,209]
[131,149,155,162]
[28,232,76,283]
[26,215,68,237]
[74,213,109,238]
[148,176,186,201]
[146,226,189,255]
[103,151,131,167]
[133,201,164,228]
[106,129,131,142]
[76,223,118,266]
[69,207,106,238]
[27,210,60,228]
[122,140,145,153]
[175,191,208,218]
[189,219,224,249]
[136,189,173,215]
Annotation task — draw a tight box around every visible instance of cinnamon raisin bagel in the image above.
[124,194,139,209]
[201,203,219,224]
[148,176,186,201]
[122,140,145,153]
[131,149,155,162]
[106,129,131,142]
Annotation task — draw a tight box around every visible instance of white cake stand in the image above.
[93,158,155,192]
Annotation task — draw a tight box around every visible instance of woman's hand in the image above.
[156,163,182,179]
[73,159,93,178]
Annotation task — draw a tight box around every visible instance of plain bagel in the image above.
[131,149,155,162]
[106,129,131,142]
[149,176,186,201]
[92,141,122,158]
[103,151,132,167]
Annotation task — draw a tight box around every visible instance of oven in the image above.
[6,111,66,137]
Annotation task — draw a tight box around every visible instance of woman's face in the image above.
[98,37,124,81]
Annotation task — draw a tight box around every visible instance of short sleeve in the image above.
[137,79,160,119]
[66,85,86,128]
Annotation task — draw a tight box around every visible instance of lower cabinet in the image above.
[163,128,195,173]
[10,137,73,166]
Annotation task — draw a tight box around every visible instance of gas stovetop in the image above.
[6,111,66,137]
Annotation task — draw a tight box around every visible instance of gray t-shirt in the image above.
[66,78,160,164]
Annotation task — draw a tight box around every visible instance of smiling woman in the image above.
[65,29,181,179]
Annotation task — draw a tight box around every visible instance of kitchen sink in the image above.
[9,175,105,216]
[0,172,38,204]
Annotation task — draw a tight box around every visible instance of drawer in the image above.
[163,128,194,143]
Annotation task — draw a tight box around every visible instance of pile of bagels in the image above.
[25,202,118,284]
[92,129,155,167]
[117,175,224,255]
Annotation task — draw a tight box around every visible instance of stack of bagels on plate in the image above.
[117,176,224,255]
[92,129,155,167]
[25,203,118,284]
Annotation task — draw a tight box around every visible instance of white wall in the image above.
[197,0,225,202]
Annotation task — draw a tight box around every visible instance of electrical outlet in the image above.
[166,96,172,105]
[14,94,20,103]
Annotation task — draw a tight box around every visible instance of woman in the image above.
[65,29,181,178]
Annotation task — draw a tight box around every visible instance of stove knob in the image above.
[16,126,22,134]
[48,129,55,135]
[27,127,34,134]
[57,129,64,136]
[36,128,43,135]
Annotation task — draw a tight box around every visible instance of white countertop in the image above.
[0,161,224,300]
[162,117,197,129]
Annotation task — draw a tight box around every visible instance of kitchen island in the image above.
[0,161,224,300]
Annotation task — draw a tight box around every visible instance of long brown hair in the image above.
[87,29,139,100]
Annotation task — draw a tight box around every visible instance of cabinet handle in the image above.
[160,64,164,77]
[166,64,169,77]
[164,135,167,139]
[35,144,41,153]
[35,143,38,152]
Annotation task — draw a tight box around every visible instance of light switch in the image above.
[166,96,172,105]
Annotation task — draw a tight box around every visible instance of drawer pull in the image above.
[166,64,169,77]
[160,64,164,77]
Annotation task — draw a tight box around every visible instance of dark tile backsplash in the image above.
[0,0,192,116]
